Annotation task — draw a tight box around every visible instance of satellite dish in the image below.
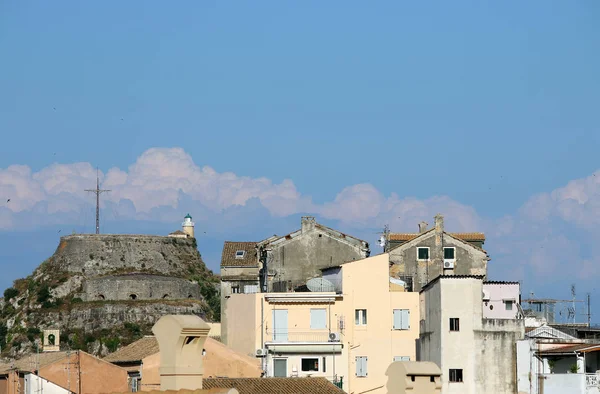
[306,277,336,292]
[378,236,386,247]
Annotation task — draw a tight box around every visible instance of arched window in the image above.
[162,294,169,299]
[48,334,56,346]
[129,294,138,300]
[97,294,105,300]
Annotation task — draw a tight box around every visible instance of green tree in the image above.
[3,287,18,300]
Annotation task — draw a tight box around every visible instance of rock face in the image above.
[0,233,218,358]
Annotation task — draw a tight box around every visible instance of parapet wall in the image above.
[50,234,204,277]
[82,274,201,301]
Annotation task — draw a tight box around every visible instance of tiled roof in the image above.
[389,232,485,241]
[221,242,258,268]
[0,351,69,373]
[104,336,159,363]
[203,378,345,394]
[538,343,600,354]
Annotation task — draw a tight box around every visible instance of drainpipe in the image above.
[261,297,266,376]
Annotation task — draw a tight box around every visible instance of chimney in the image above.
[434,214,444,246]
[152,315,210,391]
[301,216,316,234]
[418,221,428,233]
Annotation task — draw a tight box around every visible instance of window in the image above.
[505,300,514,310]
[323,357,326,373]
[393,309,410,330]
[231,286,240,294]
[394,356,410,362]
[235,250,246,259]
[443,247,455,260]
[310,309,327,329]
[273,359,287,377]
[355,356,368,377]
[449,369,463,382]
[417,247,430,261]
[450,318,460,331]
[244,284,258,294]
[301,358,319,372]
[129,294,137,300]
[47,334,56,346]
[355,309,367,326]
[430,376,435,383]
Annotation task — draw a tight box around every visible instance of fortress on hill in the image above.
[0,214,218,357]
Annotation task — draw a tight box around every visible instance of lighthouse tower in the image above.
[182,214,195,238]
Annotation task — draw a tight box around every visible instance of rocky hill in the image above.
[0,234,220,358]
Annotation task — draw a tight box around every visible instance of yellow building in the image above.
[224,254,420,393]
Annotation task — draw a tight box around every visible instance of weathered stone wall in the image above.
[265,229,368,288]
[82,274,201,301]
[28,300,207,332]
[389,233,488,292]
[49,234,204,277]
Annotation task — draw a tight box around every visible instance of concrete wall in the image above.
[389,232,488,292]
[540,374,585,394]
[483,283,520,319]
[83,274,201,301]
[419,277,523,394]
[223,294,261,357]
[220,267,259,344]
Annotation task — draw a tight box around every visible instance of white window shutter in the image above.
[401,309,410,330]
[393,310,401,329]
[311,309,327,329]
[364,356,368,376]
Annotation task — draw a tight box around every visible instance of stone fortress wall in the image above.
[51,234,202,277]
[82,273,201,301]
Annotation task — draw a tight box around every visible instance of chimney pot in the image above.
[418,221,428,233]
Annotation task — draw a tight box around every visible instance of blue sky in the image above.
[1,1,599,320]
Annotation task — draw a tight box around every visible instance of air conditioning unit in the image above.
[443,260,455,269]
[255,348,268,357]
[482,290,491,302]
[329,332,341,342]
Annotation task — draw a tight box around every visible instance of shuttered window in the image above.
[393,309,410,330]
[310,309,327,329]
[355,356,368,377]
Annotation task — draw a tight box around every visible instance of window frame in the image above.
[310,308,327,330]
[231,285,240,294]
[355,309,367,326]
[505,300,514,310]
[449,369,463,383]
[449,318,460,332]
[417,247,430,261]
[443,247,456,260]
[301,358,319,372]
[235,250,246,259]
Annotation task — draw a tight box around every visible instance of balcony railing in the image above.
[268,329,332,343]
[327,376,344,390]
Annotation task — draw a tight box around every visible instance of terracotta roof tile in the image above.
[104,336,159,363]
[221,242,258,268]
[203,377,345,394]
[389,232,485,242]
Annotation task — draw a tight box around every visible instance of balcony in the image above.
[265,329,343,354]
[268,329,332,343]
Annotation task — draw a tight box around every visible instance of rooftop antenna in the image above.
[376,224,390,252]
[85,168,110,234]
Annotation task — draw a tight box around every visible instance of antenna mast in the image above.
[85,168,110,234]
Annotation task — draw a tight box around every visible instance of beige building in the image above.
[224,253,419,393]
[385,361,442,394]
[418,276,524,394]
[0,350,128,394]
[104,336,262,391]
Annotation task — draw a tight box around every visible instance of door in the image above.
[273,309,288,341]
[274,358,288,377]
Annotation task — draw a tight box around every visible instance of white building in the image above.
[418,275,524,394]
[24,373,74,394]
[517,325,600,394]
